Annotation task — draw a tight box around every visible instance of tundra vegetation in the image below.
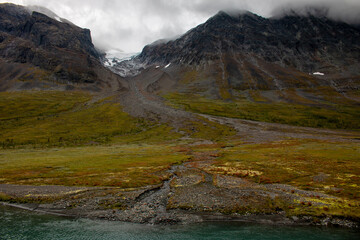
[0,90,359,221]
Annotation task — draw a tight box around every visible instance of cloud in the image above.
[270,0,360,24]
[1,0,359,52]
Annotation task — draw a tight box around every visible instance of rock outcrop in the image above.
[0,3,120,90]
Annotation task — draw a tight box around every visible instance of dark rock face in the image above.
[139,10,360,68]
[0,3,102,84]
[134,10,360,91]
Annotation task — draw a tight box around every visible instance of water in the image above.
[0,205,359,240]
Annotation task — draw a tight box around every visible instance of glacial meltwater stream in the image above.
[0,205,359,240]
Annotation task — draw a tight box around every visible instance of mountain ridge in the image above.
[0,3,125,92]
[104,9,359,100]
[136,10,360,69]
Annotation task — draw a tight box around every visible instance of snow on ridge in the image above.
[102,49,145,77]
[164,63,171,68]
[105,50,138,61]
[103,50,139,67]
[109,59,146,77]
[54,16,62,22]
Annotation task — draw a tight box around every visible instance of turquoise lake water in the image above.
[1,205,359,240]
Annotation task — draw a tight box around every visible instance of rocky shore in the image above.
[1,162,359,228]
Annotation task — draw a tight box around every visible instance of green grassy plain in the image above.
[164,91,360,129]
[0,90,233,188]
[0,91,148,147]
[0,143,189,188]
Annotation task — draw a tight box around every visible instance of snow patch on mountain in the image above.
[313,72,325,76]
[102,49,145,77]
[103,50,138,67]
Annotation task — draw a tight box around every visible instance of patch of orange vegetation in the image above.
[202,165,263,177]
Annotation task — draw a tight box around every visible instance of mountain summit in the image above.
[112,10,360,94]
[139,10,360,70]
[0,3,122,91]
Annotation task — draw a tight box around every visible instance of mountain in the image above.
[0,4,359,227]
[140,10,360,69]
[0,3,121,91]
[114,10,360,99]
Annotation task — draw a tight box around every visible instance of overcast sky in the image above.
[1,0,360,52]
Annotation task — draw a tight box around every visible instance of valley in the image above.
[0,3,359,228]
[1,69,359,226]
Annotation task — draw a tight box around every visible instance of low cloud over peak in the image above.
[1,0,359,52]
[270,1,360,24]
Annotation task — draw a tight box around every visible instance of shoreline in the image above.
[1,157,359,230]
[1,200,358,229]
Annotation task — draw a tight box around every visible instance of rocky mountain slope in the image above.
[139,10,360,70]
[113,9,360,99]
[0,3,123,91]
